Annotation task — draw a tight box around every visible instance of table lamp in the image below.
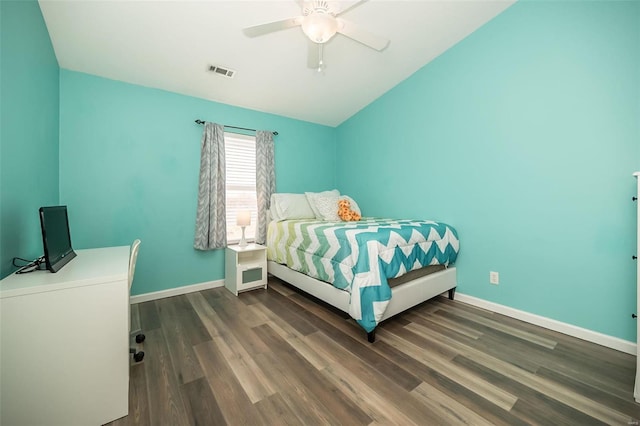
[237,211,251,247]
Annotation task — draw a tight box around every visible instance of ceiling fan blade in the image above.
[336,0,369,17]
[307,41,320,69]
[337,18,389,51]
[243,17,302,38]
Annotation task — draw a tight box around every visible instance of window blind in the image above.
[225,132,257,243]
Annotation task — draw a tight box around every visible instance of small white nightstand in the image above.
[225,244,268,296]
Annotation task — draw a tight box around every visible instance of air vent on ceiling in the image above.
[208,65,236,79]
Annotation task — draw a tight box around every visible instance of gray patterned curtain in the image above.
[255,131,275,244]
[194,122,226,250]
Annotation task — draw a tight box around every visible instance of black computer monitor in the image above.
[39,206,76,273]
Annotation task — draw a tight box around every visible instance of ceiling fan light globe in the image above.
[301,12,338,44]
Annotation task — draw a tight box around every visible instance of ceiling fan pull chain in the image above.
[318,44,325,73]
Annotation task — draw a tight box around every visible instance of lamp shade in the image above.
[301,12,338,44]
[237,211,251,227]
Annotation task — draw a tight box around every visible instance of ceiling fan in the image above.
[243,0,390,71]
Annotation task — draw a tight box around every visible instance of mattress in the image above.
[267,218,459,332]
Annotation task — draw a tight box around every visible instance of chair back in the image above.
[129,239,141,290]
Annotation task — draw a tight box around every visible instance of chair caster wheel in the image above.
[133,351,144,362]
[135,333,146,344]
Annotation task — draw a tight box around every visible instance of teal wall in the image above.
[0,1,60,279]
[59,70,336,295]
[337,1,640,341]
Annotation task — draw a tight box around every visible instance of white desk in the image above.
[0,246,130,425]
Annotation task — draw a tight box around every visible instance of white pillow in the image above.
[269,194,281,221]
[314,194,341,221]
[271,193,315,220]
[305,190,340,219]
[341,195,361,215]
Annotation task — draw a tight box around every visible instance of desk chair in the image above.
[129,239,145,362]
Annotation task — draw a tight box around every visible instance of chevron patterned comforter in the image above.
[267,218,459,332]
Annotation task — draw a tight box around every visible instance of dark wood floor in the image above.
[109,277,640,425]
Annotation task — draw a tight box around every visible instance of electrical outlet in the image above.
[490,271,499,285]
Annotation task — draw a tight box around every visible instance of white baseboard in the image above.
[130,279,224,304]
[455,293,636,355]
[129,282,635,355]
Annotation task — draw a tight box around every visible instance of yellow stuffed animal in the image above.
[338,199,361,221]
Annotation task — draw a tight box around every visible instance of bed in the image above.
[266,200,459,342]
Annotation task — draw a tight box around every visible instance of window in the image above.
[225,133,257,244]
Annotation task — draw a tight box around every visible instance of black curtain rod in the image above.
[194,119,278,136]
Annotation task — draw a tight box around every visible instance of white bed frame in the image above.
[267,260,457,342]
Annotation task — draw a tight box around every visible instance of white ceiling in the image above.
[39,0,514,127]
